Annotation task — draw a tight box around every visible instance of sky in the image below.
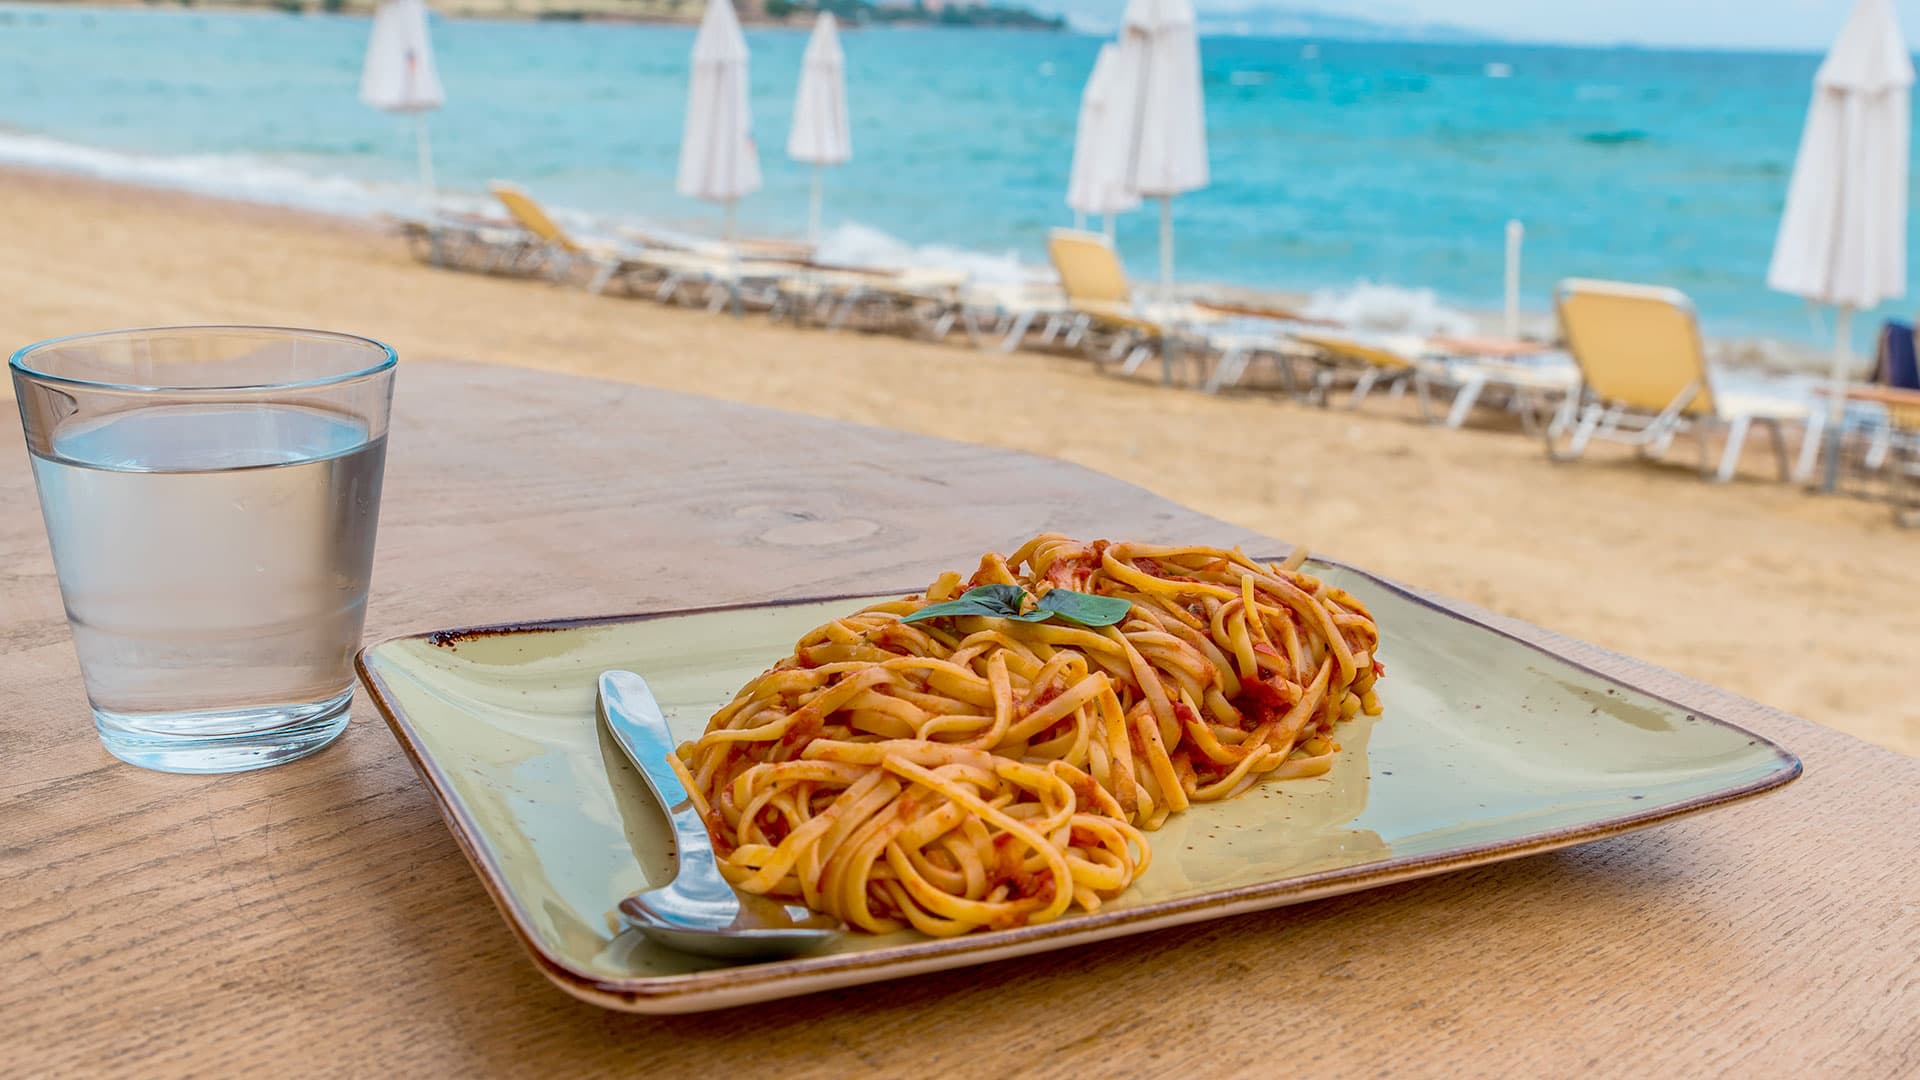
[1040,0,1920,51]
[1342,0,1918,49]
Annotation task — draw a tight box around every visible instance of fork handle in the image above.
[599,671,738,905]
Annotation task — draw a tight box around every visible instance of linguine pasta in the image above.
[672,535,1384,937]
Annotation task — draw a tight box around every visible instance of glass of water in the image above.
[11,326,396,774]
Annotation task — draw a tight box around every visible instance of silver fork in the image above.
[597,670,839,960]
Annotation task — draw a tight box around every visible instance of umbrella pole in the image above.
[809,166,823,247]
[414,113,436,204]
[1503,219,1523,339]
[1158,196,1178,388]
[1819,305,1854,491]
[1158,195,1173,301]
[725,199,742,319]
[1103,215,1115,242]
[1074,210,1086,232]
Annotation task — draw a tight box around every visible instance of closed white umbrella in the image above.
[1066,44,1139,234]
[1114,0,1208,297]
[677,0,761,240]
[1767,0,1911,486]
[787,12,850,245]
[359,0,445,199]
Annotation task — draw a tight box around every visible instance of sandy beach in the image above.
[2,166,1913,755]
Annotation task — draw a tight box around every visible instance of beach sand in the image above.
[3,167,1914,756]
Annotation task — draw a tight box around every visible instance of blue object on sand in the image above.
[1879,321,1919,390]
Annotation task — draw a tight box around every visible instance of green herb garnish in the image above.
[900,585,1131,629]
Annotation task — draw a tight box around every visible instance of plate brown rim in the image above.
[354,557,1803,1007]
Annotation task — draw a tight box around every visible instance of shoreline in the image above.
[0,147,1838,374]
[0,162,1913,759]
[0,0,1069,30]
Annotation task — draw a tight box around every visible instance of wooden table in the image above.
[3,363,1914,1077]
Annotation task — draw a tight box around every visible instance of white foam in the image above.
[0,129,1049,282]
[0,130,430,218]
[813,221,1040,283]
[1304,280,1478,337]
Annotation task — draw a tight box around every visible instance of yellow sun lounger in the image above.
[1551,279,1809,482]
[1045,228,1180,377]
[1047,229,1161,330]
[1289,328,1429,405]
[489,181,659,294]
[491,182,793,307]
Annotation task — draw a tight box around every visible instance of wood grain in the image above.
[1,362,1913,1078]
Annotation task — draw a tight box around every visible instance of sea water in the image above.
[29,403,385,771]
[0,7,1906,350]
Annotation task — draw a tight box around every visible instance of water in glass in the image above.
[29,401,385,770]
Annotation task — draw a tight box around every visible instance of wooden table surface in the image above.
[3,362,1914,1077]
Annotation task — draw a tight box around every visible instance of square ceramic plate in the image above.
[357,561,1800,1014]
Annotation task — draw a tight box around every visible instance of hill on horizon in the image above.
[1028,1,1493,43]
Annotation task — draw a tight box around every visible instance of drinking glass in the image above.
[11,326,396,773]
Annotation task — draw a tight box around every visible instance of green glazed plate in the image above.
[356,562,1799,1014]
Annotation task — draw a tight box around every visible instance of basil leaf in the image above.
[1036,589,1132,628]
[898,585,1129,629]
[898,598,1000,624]
[961,584,1028,613]
[899,584,1028,624]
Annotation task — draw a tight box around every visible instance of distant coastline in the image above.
[16,0,1067,29]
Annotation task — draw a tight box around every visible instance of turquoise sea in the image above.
[1,4,1913,347]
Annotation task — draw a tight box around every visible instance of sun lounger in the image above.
[1198,323,1320,396]
[1795,321,1920,489]
[765,264,973,338]
[771,266,894,326]
[1271,329,1573,431]
[489,182,661,294]
[1436,351,1583,431]
[637,247,798,312]
[1829,385,1920,524]
[1551,279,1810,482]
[851,267,975,338]
[490,182,796,308]
[1288,328,1430,406]
[1877,386,1920,525]
[613,224,814,267]
[1191,299,1330,324]
[1862,320,1918,464]
[1046,229,1160,338]
[733,236,817,265]
[962,280,1072,352]
[1803,382,1920,521]
[1046,229,1209,380]
[385,210,550,276]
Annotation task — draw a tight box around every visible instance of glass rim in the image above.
[8,325,398,394]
